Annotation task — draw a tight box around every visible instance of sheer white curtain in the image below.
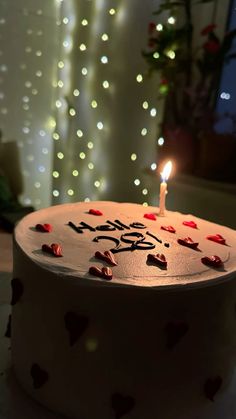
[0,0,60,209]
[52,0,161,205]
[0,0,163,209]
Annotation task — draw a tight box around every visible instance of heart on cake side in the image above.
[111,393,135,419]
[204,376,223,401]
[165,321,189,349]
[11,278,24,305]
[64,311,89,346]
[30,363,49,389]
[5,314,11,338]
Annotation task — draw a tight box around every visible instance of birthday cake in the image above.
[11,201,236,419]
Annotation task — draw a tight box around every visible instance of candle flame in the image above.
[161,160,172,182]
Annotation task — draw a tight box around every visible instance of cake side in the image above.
[11,241,236,419]
[11,201,236,419]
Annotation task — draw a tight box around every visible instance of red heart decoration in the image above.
[204,376,222,401]
[5,314,11,338]
[147,253,167,268]
[11,278,24,305]
[178,237,199,249]
[206,234,226,245]
[161,225,176,233]
[35,223,52,232]
[64,312,89,346]
[31,364,49,389]
[144,213,156,221]
[42,243,63,257]
[89,266,113,280]
[201,255,223,268]
[89,208,103,216]
[183,220,197,229]
[95,250,118,266]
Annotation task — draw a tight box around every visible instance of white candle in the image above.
[159,161,172,216]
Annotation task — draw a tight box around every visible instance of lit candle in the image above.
[159,160,172,216]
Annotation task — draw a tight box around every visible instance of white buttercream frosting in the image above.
[14,201,236,289]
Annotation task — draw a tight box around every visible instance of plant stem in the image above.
[182,0,193,123]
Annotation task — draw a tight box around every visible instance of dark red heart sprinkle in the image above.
[147,253,167,268]
[89,208,103,216]
[204,376,223,401]
[51,243,63,256]
[102,266,113,280]
[144,213,156,221]
[165,321,189,349]
[64,311,89,346]
[161,225,176,233]
[95,250,118,266]
[5,315,11,338]
[35,223,52,232]
[183,220,197,229]
[206,234,226,245]
[30,364,49,389]
[178,237,199,249]
[42,243,63,257]
[11,278,24,305]
[111,393,135,419]
[89,266,113,280]
[201,255,223,268]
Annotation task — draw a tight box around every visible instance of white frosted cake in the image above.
[11,201,236,419]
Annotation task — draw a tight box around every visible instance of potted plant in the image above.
[143,0,236,178]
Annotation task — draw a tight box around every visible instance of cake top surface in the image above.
[14,201,236,290]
